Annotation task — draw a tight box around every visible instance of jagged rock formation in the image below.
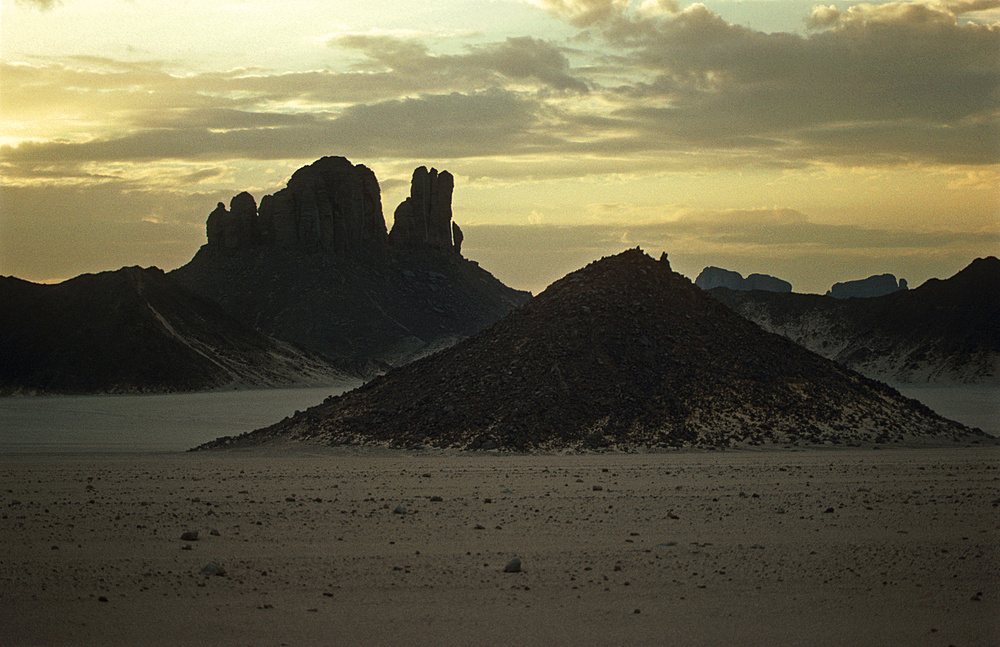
[695,267,792,293]
[388,167,460,254]
[827,274,907,299]
[0,267,351,395]
[197,249,983,452]
[172,157,530,368]
[206,157,387,254]
[708,257,999,384]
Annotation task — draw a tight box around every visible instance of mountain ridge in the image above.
[0,266,351,395]
[707,257,1000,384]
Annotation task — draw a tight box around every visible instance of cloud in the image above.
[334,34,589,93]
[3,0,998,187]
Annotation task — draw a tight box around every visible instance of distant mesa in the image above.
[197,248,980,452]
[695,267,792,293]
[827,274,907,299]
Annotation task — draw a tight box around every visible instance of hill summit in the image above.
[200,249,979,451]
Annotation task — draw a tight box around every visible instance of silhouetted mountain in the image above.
[0,267,350,395]
[827,274,907,299]
[198,249,980,451]
[695,266,792,292]
[708,257,999,384]
[171,158,530,368]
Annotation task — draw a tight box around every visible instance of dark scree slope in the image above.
[199,249,980,450]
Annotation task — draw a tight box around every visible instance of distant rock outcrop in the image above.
[827,274,907,299]
[695,267,792,293]
[172,156,530,369]
[0,267,351,395]
[708,257,999,384]
[388,167,460,254]
[197,249,982,452]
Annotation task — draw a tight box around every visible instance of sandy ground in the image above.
[1,444,997,646]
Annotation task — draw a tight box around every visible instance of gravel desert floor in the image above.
[1,444,997,646]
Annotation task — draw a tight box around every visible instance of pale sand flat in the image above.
[1,445,997,646]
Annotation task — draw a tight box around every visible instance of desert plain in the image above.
[1,443,997,646]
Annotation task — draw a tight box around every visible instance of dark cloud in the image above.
[3,0,997,181]
[545,0,1000,166]
[334,34,589,94]
[1,89,544,170]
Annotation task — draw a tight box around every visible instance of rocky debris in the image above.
[695,267,791,293]
[503,558,522,573]
[389,167,459,254]
[708,257,999,384]
[181,530,199,541]
[197,248,982,452]
[828,274,907,299]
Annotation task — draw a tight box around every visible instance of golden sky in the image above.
[2,0,998,293]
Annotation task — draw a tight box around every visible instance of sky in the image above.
[2,0,998,295]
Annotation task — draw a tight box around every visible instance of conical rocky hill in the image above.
[199,249,983,451]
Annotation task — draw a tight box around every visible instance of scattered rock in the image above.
[393,505,407,515]
[200,562,226,577]
[503,558,522,573]
[181,530,199,541]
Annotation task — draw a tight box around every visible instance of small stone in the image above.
[98,596,109,603]
[200,562,226,577]
[209,529,221,536]
[593,485,603,491]
[393,505,407,515]
[824,507,835,513]
[429,496,444,502]
[503,558,522,573]
[181,530,199,541]
[474,524,486,530]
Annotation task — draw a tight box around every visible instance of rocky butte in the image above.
[197,249,983,452]
[827,274,908,299]
[171,157,529,370]
[695,267,792,293]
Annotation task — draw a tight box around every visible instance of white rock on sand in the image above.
[1,445,997,646]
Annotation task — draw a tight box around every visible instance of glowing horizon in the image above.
[2,0,998,294]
